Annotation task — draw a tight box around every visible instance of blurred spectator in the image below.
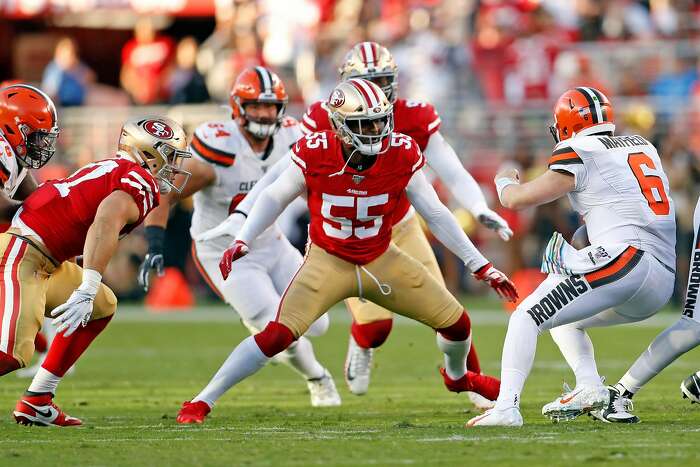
[41,37,95,107]
[167,37,209,104]
[120,17,175,105]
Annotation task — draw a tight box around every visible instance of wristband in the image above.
[495,177,518,204]
[79,268,102,297]
[145,225,166,255]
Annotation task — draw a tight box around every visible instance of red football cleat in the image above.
[176,400,211,424]
[440,368,501,401]
[13,393,82,427]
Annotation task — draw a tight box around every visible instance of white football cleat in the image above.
[681,371,700,404]
[541,382,608,422]
[467,391,495,411]
[589,386,639,423]
[307,369,341,407]
[466,406,523,427]
[344,335,373,395]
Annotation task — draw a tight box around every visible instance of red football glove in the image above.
[473,263,519,302]
[219,240,249,280]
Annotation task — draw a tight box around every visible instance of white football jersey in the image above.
[549,134,676,269]
[189,117,303,250]
[0,133,27,199]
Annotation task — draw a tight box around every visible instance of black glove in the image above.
[138,226,165,292]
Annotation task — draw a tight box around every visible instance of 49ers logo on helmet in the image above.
[144,120,174,139]
[329,89,345,108]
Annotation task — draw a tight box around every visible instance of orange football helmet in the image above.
[229,67,288,139]
[0,84,59,169]
[549,87,615,143]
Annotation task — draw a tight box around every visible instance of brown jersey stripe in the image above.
[584,247,644,288]
[548,152,582,166]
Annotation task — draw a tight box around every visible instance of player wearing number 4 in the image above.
[139,67,340,410]
[8,116,190,426]
[176,78,518,424]
[467,87,676,427]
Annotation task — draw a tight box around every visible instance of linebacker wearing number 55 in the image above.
[8,117,190,427]
[176,78,518,424]
[468,88,676,427]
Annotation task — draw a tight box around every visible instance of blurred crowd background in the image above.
[2,0,700,307]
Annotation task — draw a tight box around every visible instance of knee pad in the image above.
[0,351,21,376]
[92,286,117,320]
[351,319,393,348]
[241,307,276,335]
[437,311,471,341]
[254,322,296,358]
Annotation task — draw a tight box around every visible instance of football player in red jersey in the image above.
[6,117,190,426]
[297,42,512,402]
[176,79,517,424]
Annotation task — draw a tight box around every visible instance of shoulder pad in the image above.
[191,121,238,167]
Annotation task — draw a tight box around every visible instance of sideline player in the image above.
[589,196,700,423]
[468,87,676,427]
[176,79,517,424]
[138,67,340,407]
[8,116,190,426]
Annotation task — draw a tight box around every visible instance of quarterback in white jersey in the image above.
[468,87,676,427]
[138,68,340,413]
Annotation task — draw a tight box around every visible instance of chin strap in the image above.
[329,148,358,178]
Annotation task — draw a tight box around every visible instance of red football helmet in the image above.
[0,84,59,168]
[549,87,615,143]
[229,67,288,139]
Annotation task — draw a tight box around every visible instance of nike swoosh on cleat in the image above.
[22,401,58,420]
[559,390,582,404]
[346,360,355,381]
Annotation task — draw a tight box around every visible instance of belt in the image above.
[7,233,60,267]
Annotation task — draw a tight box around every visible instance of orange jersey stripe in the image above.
[585,246,638,284]
[191,136,235,167]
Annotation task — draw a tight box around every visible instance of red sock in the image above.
[467,343,481,374]
[0,351,20,376]
[351,319,393,349]
[34,332,48,353]
[42,316,112,377]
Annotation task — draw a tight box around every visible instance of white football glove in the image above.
[51,269,101,337]
[194,211,246,242]
[473,206,513,241]
[51,289,95,337]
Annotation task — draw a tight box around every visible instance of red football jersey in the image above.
[18,158,159,262]
[291,130,424,265]
[300,98,440,224]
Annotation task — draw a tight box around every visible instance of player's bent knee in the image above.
[254,322,296,358]
[91,284,118,320]
[436,311,471,341]
[351,319,393,348]
[0,351,21,376]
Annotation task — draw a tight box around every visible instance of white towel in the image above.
[541,231,629,275]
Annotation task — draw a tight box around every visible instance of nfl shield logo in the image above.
[352,175,364,184]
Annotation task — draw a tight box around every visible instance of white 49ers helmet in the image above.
[339,42,398,102]
[117,117,191,194]
[327,78,393,155]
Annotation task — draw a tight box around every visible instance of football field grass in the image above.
[1,302,699,466]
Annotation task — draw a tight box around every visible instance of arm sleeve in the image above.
[236,163,306,244]
[423,131,488,213]
[548,145,587,191]
[236,154,292,213]
[406,170,489,273]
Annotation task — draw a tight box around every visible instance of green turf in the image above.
[1,306,699,466]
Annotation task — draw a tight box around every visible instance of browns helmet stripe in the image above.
[254,66,272,95]
[576,87,602,124]
[587,87,609,122]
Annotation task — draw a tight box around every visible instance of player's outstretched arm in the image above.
[406,170,517,301]
[138,158,215,291]
[219,163,306,279]
[51,191,140,336]
[195,155,291,242]
[495,167,574,210]
[424,132,512,240]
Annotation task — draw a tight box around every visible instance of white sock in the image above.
[618,316,700,394]
[192,336,270,407]
[496,310,540,409]
[550,325,602,387]
[27,367,61,394]
[274,336,325,380]
[436,332,470,380]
